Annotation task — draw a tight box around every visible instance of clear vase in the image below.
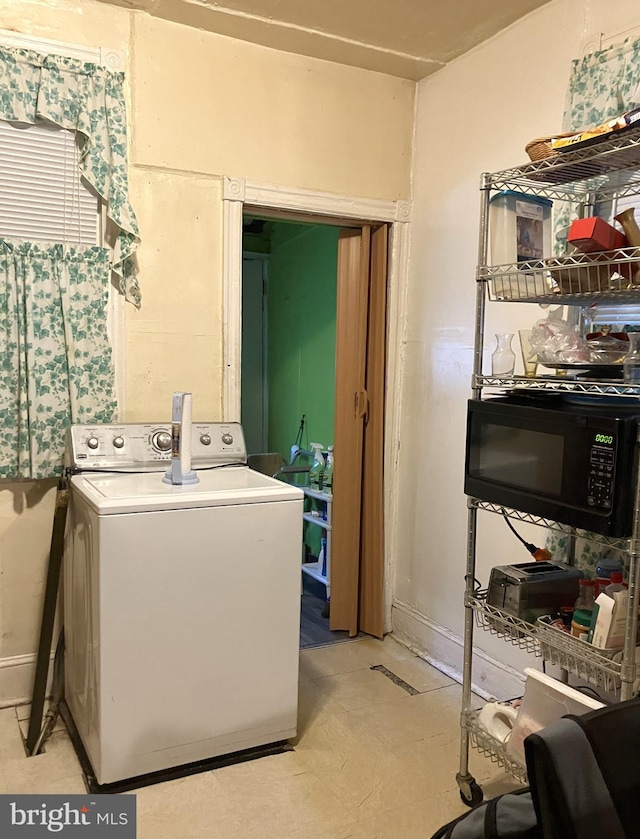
[491,332,516,376]
[623,332,640,383]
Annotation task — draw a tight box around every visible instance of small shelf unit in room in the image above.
[457,126,640,809]
[301,486,332,597]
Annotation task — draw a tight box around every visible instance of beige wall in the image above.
[395,0,640,693]
[0,0,415,701]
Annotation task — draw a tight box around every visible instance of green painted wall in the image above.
[267,222,338,467]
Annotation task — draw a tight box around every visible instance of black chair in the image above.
[525,698,640,839]
[431,698,640,839]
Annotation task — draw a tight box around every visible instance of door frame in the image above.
[241,251,269,453]
[222,176,411,633]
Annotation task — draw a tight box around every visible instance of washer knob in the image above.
[200,433,212,446]
[222,433,234,445]
[87,437,99,450]
[113,436,125,449]
[152,431,172,452]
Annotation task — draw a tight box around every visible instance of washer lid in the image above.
[70,466,304,515]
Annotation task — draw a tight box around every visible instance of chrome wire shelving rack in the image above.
[456,127,640,808]
[480,125,640,307]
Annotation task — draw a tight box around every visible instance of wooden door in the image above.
[330,227,370,635]
[330,224,388,637]
[359,225,388,638]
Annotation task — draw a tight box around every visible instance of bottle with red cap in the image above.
[604,571,627,598]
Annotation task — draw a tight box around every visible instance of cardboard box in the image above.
[591,591,628,650]
[568,217,627,253]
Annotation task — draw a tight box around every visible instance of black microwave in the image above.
[464,394,640,537]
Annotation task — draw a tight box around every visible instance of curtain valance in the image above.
[0,45,141,307]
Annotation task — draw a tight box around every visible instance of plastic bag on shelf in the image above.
[529,308,585,365]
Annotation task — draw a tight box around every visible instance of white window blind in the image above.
[0,120,100,245]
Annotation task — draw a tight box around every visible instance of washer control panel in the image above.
[67,422,247,471]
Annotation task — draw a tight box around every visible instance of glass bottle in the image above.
[623,332,640,384]
[573,578,596,613]
[491,333,516,376]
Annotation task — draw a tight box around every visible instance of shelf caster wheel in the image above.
[457,776,483,808]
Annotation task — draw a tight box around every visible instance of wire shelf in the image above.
[468,596,540,654]
[484,125,640,202]
[468,500,632,551]
[536,616,622,695]
[469,593,625,695]
[481,248,640,304]
[462,709,528,784]
[473,374,640,398]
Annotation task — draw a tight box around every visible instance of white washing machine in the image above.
[63,421,303,787]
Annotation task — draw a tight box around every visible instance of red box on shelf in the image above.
[568,217,628,253]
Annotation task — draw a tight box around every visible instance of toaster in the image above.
[486,561,583,622]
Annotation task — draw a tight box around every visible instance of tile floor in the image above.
[0,636,520,838]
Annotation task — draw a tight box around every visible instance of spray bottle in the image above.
[323,445,334,494]
[309,443,325,489]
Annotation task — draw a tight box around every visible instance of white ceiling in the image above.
[99,0,552,80]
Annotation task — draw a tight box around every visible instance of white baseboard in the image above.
[0,652,54,709]
[391,599,525,701]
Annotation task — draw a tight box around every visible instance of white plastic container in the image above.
[489,190,552,299]
[490,190,553,265]
[506,667,604,767]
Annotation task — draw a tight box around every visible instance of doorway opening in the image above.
[230,186,395,646]
[242,215,353,649]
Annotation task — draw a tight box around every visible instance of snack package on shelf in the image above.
[525,109,640,161]
[551,108,640,152]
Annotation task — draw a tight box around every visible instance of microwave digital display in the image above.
[475,424,564,496]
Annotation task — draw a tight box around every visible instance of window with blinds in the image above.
[0,119,100,245]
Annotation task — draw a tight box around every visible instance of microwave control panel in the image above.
[587,438,616,511]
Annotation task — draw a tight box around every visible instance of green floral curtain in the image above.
[0,45,141,307]
[0,43,139,478]
[0,242,117,479]
[553,37,640,254]
[563,37,640,132]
